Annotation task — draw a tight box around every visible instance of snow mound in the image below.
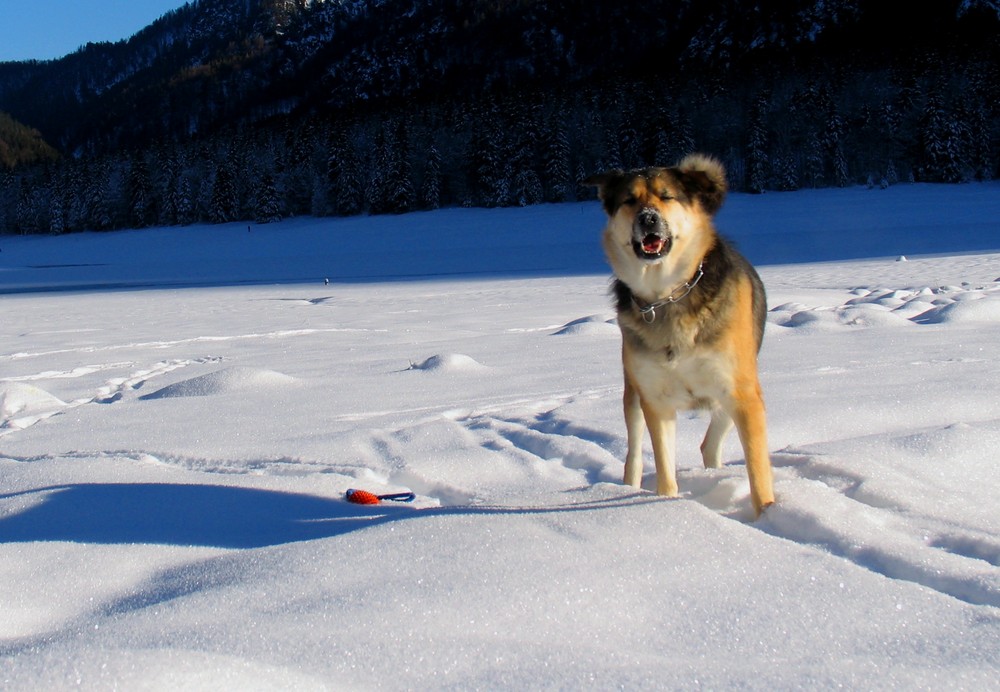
[552,315,618,336]
[771,284,1000,329]
[915,295,1000,324]
[838,304,915,328]
[776,308,842,331]
[0,383,67,427]
[408,353,486,373]
[142,367,298,399]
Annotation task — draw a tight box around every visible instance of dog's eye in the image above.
[657,191,674,201]
[622,195,638,206]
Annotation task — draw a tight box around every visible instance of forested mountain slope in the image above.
[1,0,998,233]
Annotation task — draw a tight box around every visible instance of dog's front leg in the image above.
[641,399,678,497]
[622,378,645,488]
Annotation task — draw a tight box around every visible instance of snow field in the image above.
[1,184,999,688]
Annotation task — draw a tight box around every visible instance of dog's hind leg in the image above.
[730,383,775,516]
[622,378,646,488]
[641,399,678,497]
[700,408,733,469]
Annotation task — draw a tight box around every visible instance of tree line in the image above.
[2,51,997,235]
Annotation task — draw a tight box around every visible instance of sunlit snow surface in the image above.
[1,184,999,689]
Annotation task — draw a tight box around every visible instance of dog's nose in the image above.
[637,208,660,230]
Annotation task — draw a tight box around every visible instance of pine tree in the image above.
[746,94,770,193]
[366,124,396,214]
[674,110,696,162]
[254,170,282,223]
[333,135,364,217]
[964,61,997,181]
[467,104,509,207]
[386,121,414,214]
[773,151,799,191]
[325,128,347,215]
[49,179,66,234]
[542,115,572,202]
[512,169,543,207]
[62,161,87,231]
[821,100,849,188]
[918,91,967,183]
[156,149,181,226]
[126,156,154,228]
[885,159,899,186]
[175,174,195,225]
[653,105,697,166]
[310,164,330,217]
[210,162,239,223]
[15,179,38,234]
[803,133,825,188]
[421,144,442,210]
[85,161,113,231]
[831,145,850,188]
[160,171,179,226]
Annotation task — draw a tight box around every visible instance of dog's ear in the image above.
[675,154,727,215]
[583,170,625,215]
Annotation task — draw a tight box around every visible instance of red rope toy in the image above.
[345,489,416,505]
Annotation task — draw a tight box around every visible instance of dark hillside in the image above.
[1,0,998,234]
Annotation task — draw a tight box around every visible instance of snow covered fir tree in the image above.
[1,0,998,234]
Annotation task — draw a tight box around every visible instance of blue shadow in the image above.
[0,483,408,549]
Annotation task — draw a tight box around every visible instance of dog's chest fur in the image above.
[618,308,734,410]
[629,346,731,410]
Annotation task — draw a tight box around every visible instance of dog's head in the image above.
[585,154,727,264]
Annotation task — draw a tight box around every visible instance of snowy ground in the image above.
[1,183,999,689]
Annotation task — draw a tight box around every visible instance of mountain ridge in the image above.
[1,0,998,233]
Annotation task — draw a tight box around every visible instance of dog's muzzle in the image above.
[632,207,671,260]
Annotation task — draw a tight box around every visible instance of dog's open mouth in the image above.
[633,233,671,259]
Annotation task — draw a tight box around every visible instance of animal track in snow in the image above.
[760,421,1000,608]
[461,412,620,487]
[1,357,223,435]
[1,328,379,363]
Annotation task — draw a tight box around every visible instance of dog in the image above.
[585,154,775,516]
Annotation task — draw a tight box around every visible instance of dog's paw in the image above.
[753,500,776,519]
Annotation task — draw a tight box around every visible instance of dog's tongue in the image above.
[642,235,665,255]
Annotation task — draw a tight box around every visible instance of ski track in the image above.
[3,279,998,611]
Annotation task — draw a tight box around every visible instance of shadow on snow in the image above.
[0,482,656,549]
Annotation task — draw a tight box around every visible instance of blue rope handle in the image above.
[378,491,416,503]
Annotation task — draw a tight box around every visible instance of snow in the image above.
[1,182,999,689]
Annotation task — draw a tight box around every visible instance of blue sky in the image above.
[0,1,189,62]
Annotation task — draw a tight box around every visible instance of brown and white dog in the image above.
[586,154,775,516]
